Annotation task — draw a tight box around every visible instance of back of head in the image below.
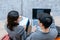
[7,10,19,21]
[38,13,52,29]
[7,10,19,31]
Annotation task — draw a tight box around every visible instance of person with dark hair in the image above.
[26,13,58,40]
[5,10,26,40]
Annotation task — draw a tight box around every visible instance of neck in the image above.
[40,26,49,33]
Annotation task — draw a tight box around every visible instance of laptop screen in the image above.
[32,9,51,19]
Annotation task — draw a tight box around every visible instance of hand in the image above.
[31,25,37,32]
[23,25,26,30]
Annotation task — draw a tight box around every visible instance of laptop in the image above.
[32,9,51,26]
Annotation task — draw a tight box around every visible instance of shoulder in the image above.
[27,31,39,38]
[26,31,41,40]
[14,25,24,31]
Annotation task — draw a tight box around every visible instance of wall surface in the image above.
[0,0,21,20]
[0,0,60,20]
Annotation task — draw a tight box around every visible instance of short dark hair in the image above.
[7,10,19,31]
[38,13,52,29]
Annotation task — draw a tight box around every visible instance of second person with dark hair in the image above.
[5,10,26,40]
[26,13,58,40]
